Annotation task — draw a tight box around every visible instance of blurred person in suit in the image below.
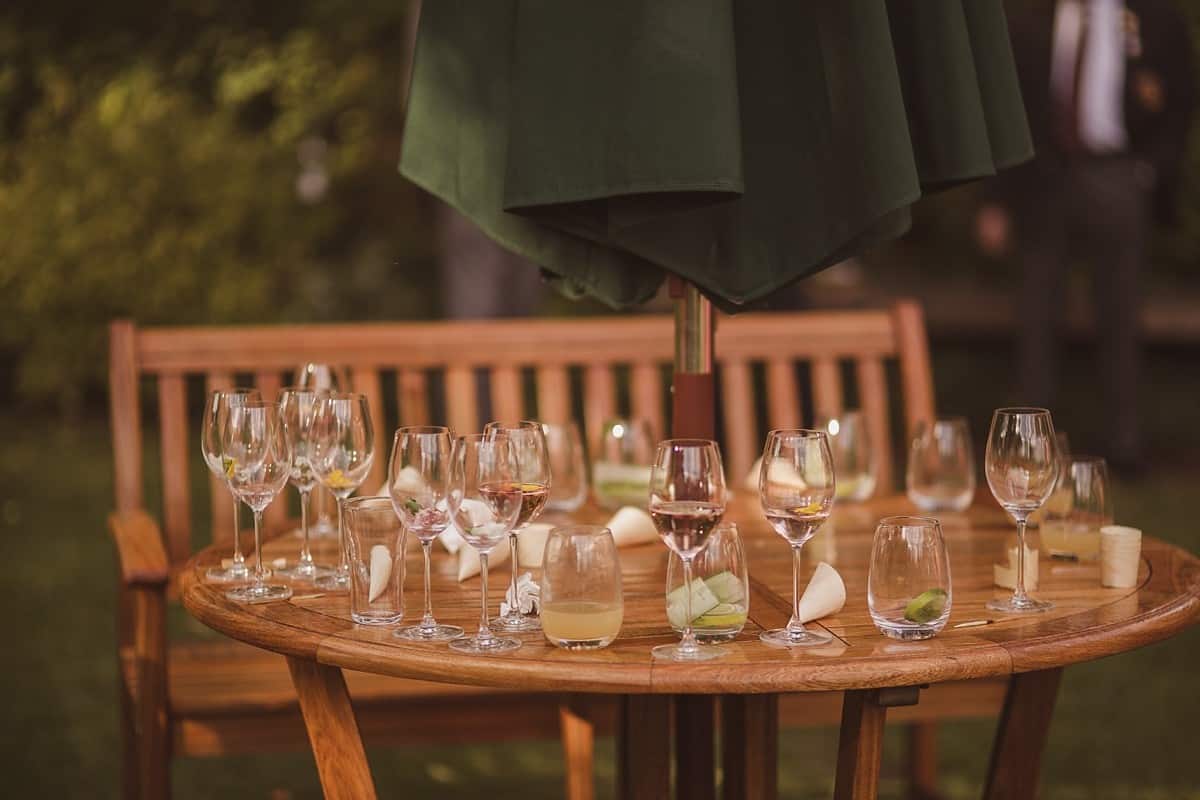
[978,0,1194,474]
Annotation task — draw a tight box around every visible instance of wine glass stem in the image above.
[1015,518,1029,602]
[680,556,699,653]
[421,541,436,628]
[507,532,520,617]
[230,494,245,566]
[336,496,348,572]
[478,552,493,641]
[251,508,265,590]
[789,544,808,635]
[298,489,313,567]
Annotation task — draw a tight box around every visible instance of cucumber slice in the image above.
[704,570,745,605]
[903,588,948,624]
[666,578,720,628]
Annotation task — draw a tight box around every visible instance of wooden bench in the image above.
[109,300,1002,798]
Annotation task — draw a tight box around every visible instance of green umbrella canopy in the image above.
[400,0,1032,311]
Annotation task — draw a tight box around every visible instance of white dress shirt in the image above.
[1050,0,1129,153]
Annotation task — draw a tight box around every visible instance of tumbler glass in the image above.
[868,516,952,640]
[667,522,748,643]
[816,410,876,502]
[344,496,405,625]
[906,417,976,512]
[541,525,623,650]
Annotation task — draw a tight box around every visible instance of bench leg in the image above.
[984,668,1063,800]
[677,695,717,800]
[721,694,778,800]
[906,722,941,800]
[835,689,888,800]
[560,695,596,800]
[285,656,377,800]
[130,587,170,800]
[617,695,671,800]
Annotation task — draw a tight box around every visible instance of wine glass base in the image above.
[395,624,465,642]
[651,642,725,661]
[205,563,251,582]
[987,595,1054,614]
[449,634,521,654]
[225,583,293,604]
[313,572,350,591]
[494,613,542,632]
[274,562,335,582]
[759,628,834,648]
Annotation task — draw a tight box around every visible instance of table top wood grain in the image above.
[180,493,1200,695]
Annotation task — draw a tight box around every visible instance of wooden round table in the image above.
[181,493,1200,799]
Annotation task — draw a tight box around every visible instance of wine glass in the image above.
[222,401,293,604]
[296,362,345,540]
[985,407,1059,613]
[447,434,522,654]
[758,429,836,647]
[201,388,260,582]
[483,420,550,632]
[388,426,463,641]
[647,439,727,661]
[309,392,375,591]
[816,411,876,501]
[906,417,976,512]
[275,388,334,582]
[542,422,588,513]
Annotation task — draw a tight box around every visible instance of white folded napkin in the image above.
[744,456,810,492]
[993,543,1038,590]
[368,544,392,603]
[455,506,659,582]
[500,572,541,616]
[796,561,845,622]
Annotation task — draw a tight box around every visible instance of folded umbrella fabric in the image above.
[400,0,1032,310]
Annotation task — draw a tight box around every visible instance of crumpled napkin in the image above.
[500,572,540,616]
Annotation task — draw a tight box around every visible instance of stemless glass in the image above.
[543,422,588,513]
[541,525,623,650]
[447,434,522,654]
[310,392,375,591]
[648,439,727,661]
[593,418,655,509]
[201,388,260,582]
[344,496,405,625]
[985,407,1059,613]
[222,401,293,603]
[483,420,550,632]
[816,411,875,502]
[906,417,976,512]
[388,426,463,641]
[275,388,334,582]
[1041,456,1112,561]
[296,362,346,540]
[868,516,952,640]
[758,430,836,647]
[667,522,749,643]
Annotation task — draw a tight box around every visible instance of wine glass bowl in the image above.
[758,429,835,647]
[985,407,1059,613]
[388,426,463,641]
[647,438,727,661]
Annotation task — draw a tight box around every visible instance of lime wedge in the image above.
[696,603,747,628]
[904,588,948,624]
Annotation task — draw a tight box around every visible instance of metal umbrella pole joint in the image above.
[670,277,715,441]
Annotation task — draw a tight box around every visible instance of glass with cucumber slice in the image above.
[666,524,749,643]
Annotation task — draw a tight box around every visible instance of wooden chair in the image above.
[109,299,997,799]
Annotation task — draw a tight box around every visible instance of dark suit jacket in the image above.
[999,0,1195,222]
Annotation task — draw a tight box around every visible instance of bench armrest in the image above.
[108,509,169,587]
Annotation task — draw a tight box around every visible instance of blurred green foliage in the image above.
[0,1,437,412]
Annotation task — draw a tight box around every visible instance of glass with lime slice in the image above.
[868,516,952,640]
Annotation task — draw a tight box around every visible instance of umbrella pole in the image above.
[669,278,720,798]
[670,279,715,440]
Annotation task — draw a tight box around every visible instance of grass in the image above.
[1,341,1198,798]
